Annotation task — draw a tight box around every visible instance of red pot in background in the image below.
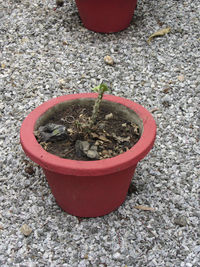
[75,0,138,33]
[20,93,156,217]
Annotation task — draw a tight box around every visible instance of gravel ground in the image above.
[0,0,200,266]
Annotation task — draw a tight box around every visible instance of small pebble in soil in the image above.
[86,149,99,159]
[75,140,100,159]
[105,113,113,120]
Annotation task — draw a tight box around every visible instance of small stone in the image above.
[1,63,6,69]
[90,145,98,151]
[104,55,114,65]
[113,252,121,259]
[177,75,184,82]
[58,79,65,85]
[80,141,90,152]
[174,215,187,227]
[25,166,35,175]
[122,123,127,127]
[75,141,99,159]
[86,150,99,159]
[163,87,171,94]
[105,113,113,120]
[75,140,90,157]
[161,95,171,107]
[162,95,171,103]
[20,224,32,237]
[21,37,29,44]
[54,63,61,71]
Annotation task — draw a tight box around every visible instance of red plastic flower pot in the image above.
[75,0,138,33]
[20,93,156,217]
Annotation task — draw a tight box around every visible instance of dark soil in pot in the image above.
[34,99,141,161]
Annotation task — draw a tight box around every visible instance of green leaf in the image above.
[92,85,101,92]
[92,83,110,93]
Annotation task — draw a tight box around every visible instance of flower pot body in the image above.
[44,166,136,217]
[75,0,138,33]
[20,93,156,217]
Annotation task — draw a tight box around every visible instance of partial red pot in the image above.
[75,0,138,33]
[20,93,156,217]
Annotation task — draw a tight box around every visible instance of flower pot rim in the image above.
[20,93,156,176]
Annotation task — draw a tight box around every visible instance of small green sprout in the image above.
[89,83,110,128]
[92,83,110,94]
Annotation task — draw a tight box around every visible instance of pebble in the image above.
[86,149,99,159]
[113,252,121,259]
[105,113,113,120]
[24,166,35,175]
[104,55,114,65]
[75,141,99,159]
[177,75,185,82]
[20,224,32,237]
[174,215,188,227]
